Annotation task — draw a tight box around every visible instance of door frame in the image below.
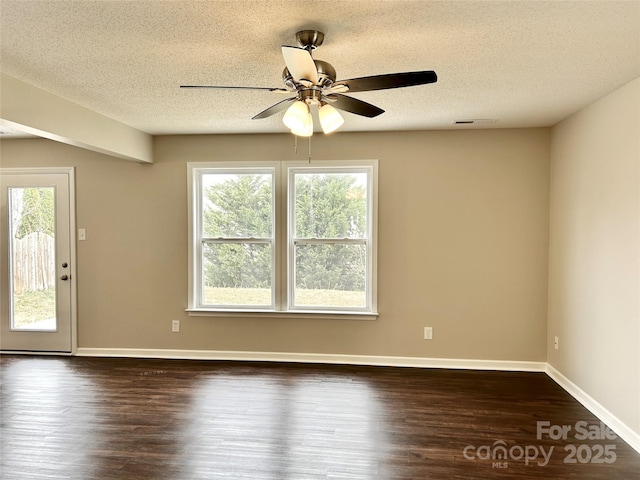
[1,167,78,355]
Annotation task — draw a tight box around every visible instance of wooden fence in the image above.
[11,232,55,294]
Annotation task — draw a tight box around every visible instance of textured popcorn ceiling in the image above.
[1,0,638,135]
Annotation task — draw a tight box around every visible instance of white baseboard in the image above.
[546,364,640,454]
[75,347,546,372]
[0,350,72,356]
[74,347,639,455]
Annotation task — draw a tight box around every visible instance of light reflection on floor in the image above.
[0,358,99,479]
[180,372,384,479]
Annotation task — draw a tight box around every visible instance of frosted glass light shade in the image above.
[318,104,344,134]
[283,101,309,131]
[291,112,313,137]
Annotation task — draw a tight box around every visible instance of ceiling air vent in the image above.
[453,119,498,125]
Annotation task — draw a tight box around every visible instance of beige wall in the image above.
[548,77,640,434]
[0,128,550,361]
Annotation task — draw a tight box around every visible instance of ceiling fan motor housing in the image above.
[314,60,336,87]
[282,59,336,90]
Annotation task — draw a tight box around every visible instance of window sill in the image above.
[185,309,378,321]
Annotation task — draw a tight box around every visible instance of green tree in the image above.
[202,172,368,293]
[203,174,272,288]
[204,174,272,238]
[294,174,366,238]
[294,174,367,291]
[15,188,54,239]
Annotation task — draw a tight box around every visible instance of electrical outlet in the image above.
[172,320,180,333]
[554,336,559,350]
[424,327,433,340]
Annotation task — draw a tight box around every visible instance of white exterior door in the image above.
[1,168,76,353]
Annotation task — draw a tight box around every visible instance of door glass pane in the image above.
[202,242,272,306]
[8,187,57,331]
[294,243,366,308]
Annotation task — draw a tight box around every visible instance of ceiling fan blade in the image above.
[281,46,319,84]
[325,84,350,94]
[334,71,437,93]
[330,94,385,118]
[180,85,290,93]
[252,97,297,120]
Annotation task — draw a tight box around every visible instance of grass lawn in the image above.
[205,287,365,307]
[13,288,56,327]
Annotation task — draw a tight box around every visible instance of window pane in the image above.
[294,173,367,239]
[9,187,57,331]
[202,173,272,238]
[294,243,366,308]
[202,242,272,306]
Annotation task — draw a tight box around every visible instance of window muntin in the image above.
[188,161,377,316]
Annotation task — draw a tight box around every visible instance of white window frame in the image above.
[187,160,378,319]
[188,162,278,311]
[287,163,377,314]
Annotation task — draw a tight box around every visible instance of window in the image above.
[189,163,276,310]
[188,160,377,317]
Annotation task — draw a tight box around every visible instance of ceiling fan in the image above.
[180,30,438,136]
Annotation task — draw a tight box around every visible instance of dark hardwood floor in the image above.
[0,355,638,479]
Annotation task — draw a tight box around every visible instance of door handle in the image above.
[60,275,69,281]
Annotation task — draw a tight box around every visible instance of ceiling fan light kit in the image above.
[318,103,344,134]
[282,100,310,131]
[291,112,314,137]
[181,30,437,137]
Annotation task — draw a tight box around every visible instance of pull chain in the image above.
[292,134,311,163]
